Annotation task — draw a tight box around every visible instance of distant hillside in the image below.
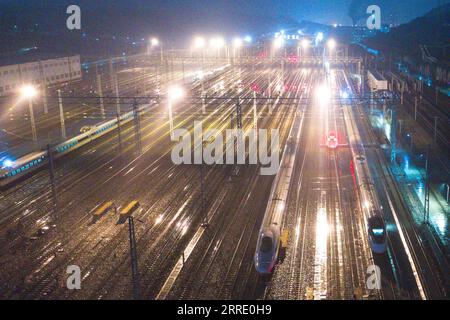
[365,3,450,62]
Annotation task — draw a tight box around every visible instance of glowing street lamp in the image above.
[210,37,224,48]
[327,38,336,50]
[20,85,38,141]
[168,86,184,139]
[273,37,284,49]
[315,83,331,107]
[215,38,225,49]
[194,37,206,49]
[21,84,38,99]
[301,38,310,49]
[149,37,163,61]
[151,38,159,47]
[233,38,243,61]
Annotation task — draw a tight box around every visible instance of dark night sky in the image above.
[1,0,448,26]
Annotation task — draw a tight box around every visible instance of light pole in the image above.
[128,216,140,299]
[233,38,242,64]
[96,67,105,118]
[200,140,208,228]
[253,90,258,129]
[301,38,309,58]
[57,89,66,139]
[327,38,337,64]
[150,38,163,62]
[20,85,38,142]
[194,37,206,114]
[168,86,184,140]
[424,145,430,224]
[434,116,438,144]
[273,37,284,61]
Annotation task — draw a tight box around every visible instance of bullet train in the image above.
[0,106,143,188]
[254,105,304,274]
[368,213,387,254]
[341,74,387,254]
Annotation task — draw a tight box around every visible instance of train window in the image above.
[260,236,273,253]
[369,216,385,243]
[372,228,384,236]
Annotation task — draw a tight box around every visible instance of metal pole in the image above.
[96,73,105,118]
[434,116,438,143]
[400,80,404,105]
[182,60,185,84]
[414,96,418,121]
[38,60,48,114]
[47,144,58,221]
[253,91,258,129]
[116,113,123,154]
[42,85,48,114]
[57,90,66,139]
[168,99,174,140]
[111,61,120,115]
[435,87,438,105]
[128,216,140,299]
[201,82,206,114]
[133,99,142,155]
[424,145,430,224]
[28,99,37,142]
[200,160,208,228]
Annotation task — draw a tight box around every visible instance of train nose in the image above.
[255,258,272,274]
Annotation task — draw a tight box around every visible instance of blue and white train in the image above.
[0,107,139,188]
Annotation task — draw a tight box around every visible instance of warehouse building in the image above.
[0,55,82,97]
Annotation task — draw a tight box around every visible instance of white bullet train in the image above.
[254,106,304,274]
[341,74,387,254]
